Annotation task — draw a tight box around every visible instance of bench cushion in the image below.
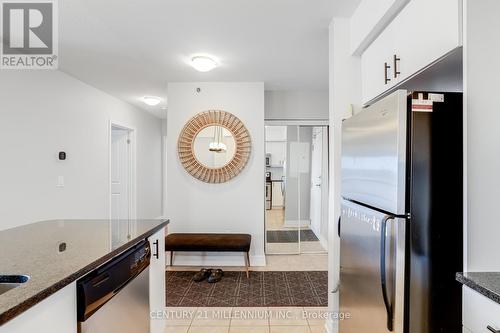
[165,233,251,252]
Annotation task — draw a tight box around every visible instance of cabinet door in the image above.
[463,286,500,333]
[149,227,166,333]
[272,182,284,207]
[361,21,396,104]
[265,126,287,142]
[392,0,462,84]
[0,283,77,333]
[361,0,461,104]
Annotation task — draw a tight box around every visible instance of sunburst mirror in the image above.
[178,110,252,183]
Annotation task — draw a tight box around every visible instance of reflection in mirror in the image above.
[193,125,236,168]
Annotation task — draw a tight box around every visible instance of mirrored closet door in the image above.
[265,124,329,255]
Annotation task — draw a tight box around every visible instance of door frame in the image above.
[310,126,329,250]
[264,120,330,255]
[109,120,137,221]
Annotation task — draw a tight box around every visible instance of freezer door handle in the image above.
[380,216,395,332]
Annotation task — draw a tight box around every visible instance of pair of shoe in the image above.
[193,268,224,283]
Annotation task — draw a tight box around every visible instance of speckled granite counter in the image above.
[0,219,168,326]
[456,272,500,305]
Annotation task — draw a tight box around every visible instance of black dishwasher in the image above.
[77,240,151,333]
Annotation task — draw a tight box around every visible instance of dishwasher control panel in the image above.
[76,240,151,321]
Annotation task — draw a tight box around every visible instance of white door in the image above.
[310,127,323,239]
[111,127,131,221]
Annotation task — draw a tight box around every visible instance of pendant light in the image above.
[209,126,227,153]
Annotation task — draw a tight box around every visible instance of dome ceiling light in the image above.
[191,56,218,72]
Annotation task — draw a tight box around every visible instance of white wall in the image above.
[328,18,362,333]
[265,90,328,120]
[166,82,265,266]
[350,0,409,55]
[464,0,500,271]
[0,71,163,231]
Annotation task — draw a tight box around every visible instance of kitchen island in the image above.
[0,219,168,333]
[457,272,500,305]
[457,272,500,332]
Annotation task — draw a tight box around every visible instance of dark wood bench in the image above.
[165,233,252,278]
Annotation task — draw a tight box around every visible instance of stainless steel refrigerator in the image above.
[339,90,463,333]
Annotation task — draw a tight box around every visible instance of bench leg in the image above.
[245,252,250,278]
[170,251,174,266]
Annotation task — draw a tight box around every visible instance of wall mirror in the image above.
[193,125,236,168]
[178,110,252,183]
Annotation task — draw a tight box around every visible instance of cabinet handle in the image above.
[393,55,401,78]
[153,240,159,259]
[488,326,500,333]
[384,62,391,84]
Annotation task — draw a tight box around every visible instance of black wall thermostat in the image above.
[58,152,66,160]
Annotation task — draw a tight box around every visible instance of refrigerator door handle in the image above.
[380,216,395,332]
[337,216,341,238]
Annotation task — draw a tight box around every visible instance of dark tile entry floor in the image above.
[166,271,328,307]
[266,230,319,243]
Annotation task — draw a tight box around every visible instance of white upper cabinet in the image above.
[392,0,462,85]
[361,20,396,105]
[360,0,462,104]
[265,126,287,142]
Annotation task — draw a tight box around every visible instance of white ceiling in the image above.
[59,0,360,117]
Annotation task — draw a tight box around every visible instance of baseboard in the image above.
[167,252,267,267]
[284,219,311,228]
[319,234,328,249]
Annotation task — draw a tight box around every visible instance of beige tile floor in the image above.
[166,253,328,272]
[266,241,326,254]
[163,307,329,333]
[266,208,287,231]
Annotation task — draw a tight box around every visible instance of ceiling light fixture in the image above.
[191,56,218,72]
[142,96,162,106]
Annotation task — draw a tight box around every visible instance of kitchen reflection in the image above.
[264,125,329,255]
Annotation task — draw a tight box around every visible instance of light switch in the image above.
[57,176,65,187]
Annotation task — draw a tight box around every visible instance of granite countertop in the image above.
[0,219,169,326]
[456,272,500,305]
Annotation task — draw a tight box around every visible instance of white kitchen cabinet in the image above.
[0,283,77,333]
[391,0,462,85]
[463,286,500,333]
[265,126,287,142]
[361,0,462,104]
[149,227,166,333]
[361,20,396,105]
[272,182,284,207]
[266,142,286,167]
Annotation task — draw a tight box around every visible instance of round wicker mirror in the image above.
[178,110,252,183]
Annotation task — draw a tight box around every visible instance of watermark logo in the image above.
[0,0,58,69]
